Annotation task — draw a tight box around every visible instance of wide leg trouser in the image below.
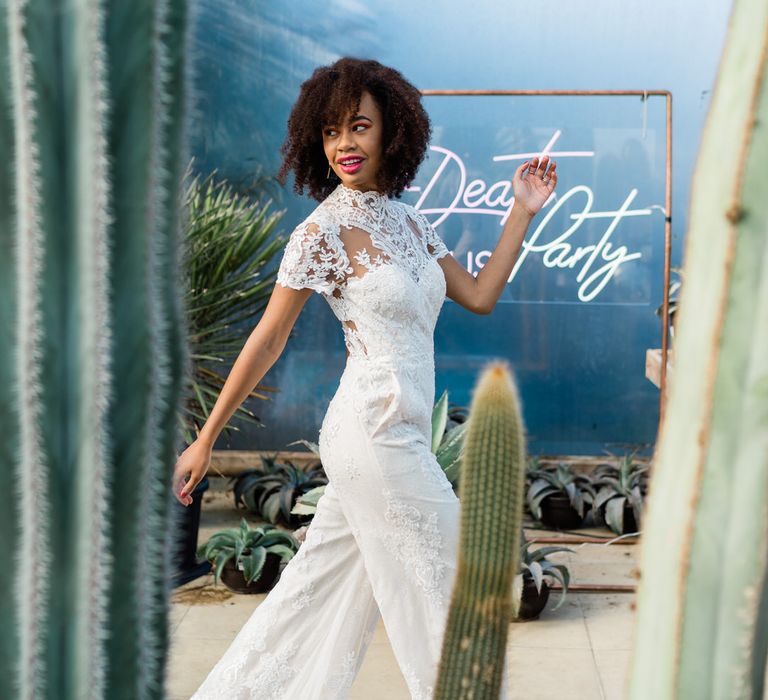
[190,361,511,700]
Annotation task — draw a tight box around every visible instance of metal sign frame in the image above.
[420,89,673,431]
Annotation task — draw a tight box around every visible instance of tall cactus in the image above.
[0,2,193,699]
[434,362,527,700]
[628,1,768,697]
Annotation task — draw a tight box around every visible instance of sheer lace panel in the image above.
[337,225,392,282]
[276,220,351,295]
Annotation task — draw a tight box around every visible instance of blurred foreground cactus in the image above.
[628,1,768,697]
[434,362,527,700]
[0,2,192,699]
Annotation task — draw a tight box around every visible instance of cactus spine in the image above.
[434,362,527,700]
[0,2,193,699]
[628,1,768,697]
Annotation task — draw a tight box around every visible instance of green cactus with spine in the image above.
[434,362,527,700]
[0,2,192,699]
[628,1,768,697]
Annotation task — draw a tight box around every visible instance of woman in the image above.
[174,56,556,700]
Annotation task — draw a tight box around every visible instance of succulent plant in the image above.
[592,452,648,534]
[431,391,469,487]
[513,538,574,616]
[198,518,299,586]
[526,462,596,522]
[233,457,327,527]
[291,485,327,516]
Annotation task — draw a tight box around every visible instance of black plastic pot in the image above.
[599,501,639,534]
[539,493,584,529]
[219,552,283,594]
[172,475,212,587]
[515,577,550,621]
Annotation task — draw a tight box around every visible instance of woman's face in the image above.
[322,90,384,193]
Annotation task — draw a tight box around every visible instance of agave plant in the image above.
[430,390,469,485]
[179,170,288,445]
[592,452,649,534]
[526,462,596,523]
[197,518,299,586]
[233,457,328,527]
[513,538,574,616]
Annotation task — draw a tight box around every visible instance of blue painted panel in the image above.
[189,0,734,455]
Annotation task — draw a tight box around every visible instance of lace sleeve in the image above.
[276,219,351,295]
[409,207,450,260]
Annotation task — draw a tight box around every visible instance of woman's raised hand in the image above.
[172,437,212,506]
[512,155,557,217]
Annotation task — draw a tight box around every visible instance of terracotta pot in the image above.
[219,551,283,594]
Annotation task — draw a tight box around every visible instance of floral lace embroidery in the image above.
[275,183,448,360]
[401,660,436,700]
[211,623,296,700]
[280,519,326,611]
[242,642,300,700]
[320,649,359,696]
[344,455,361,480]
[381,488,446,608]
[291,578,315,611]
[353,246,387,271]
[417,450,455,494]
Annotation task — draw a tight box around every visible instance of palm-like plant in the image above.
[592,451,649,534]
[179,170,288,445]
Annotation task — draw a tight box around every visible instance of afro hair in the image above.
[276,56,432,201]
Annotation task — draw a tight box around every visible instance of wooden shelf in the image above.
[645,348,674,389]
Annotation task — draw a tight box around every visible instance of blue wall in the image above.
[189,0,734,455]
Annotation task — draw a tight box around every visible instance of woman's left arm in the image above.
[439,155,557,314]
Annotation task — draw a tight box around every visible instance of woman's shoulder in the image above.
[291,199,338,235]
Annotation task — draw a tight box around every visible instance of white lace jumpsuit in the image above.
[190,182,511,699]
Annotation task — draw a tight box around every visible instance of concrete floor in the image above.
[166,485,639,699]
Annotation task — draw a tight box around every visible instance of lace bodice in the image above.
[276,183,449,361]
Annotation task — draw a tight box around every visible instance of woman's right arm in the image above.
[172,283,314,505]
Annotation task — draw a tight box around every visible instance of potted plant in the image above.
[526,462,596,530]
[197,517,299,594]
[592,452,649,535]
[513,538,574,621]
[233,456,328,528]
